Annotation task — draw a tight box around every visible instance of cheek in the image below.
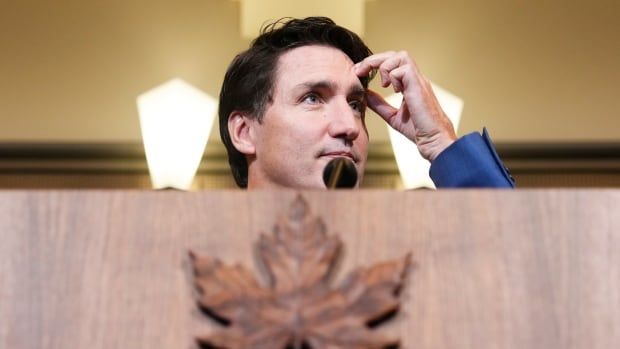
[284,115,328,144]
[358,122,370,145]
[259,105,330,154]
[288,126,323,157]
[256,123,308,160]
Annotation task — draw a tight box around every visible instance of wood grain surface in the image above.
[1,190,619,348]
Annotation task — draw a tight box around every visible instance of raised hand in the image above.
[355,51,457,161]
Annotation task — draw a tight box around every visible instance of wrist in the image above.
[418,132,456,161]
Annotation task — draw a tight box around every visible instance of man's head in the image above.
[219,17,373,188]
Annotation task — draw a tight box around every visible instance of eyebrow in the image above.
[294,80,366,98]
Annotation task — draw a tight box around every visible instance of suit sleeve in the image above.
[429,128,515,188]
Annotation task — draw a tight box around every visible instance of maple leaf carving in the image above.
[189,195,411,349]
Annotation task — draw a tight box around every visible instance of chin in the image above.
[296,178,328,190]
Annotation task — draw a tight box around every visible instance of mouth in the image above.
[320,151,357,162]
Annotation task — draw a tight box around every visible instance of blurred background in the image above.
[1,0,619,189]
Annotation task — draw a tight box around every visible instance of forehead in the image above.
[273,45,360,92]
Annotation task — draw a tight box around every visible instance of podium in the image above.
[1,190,619,348]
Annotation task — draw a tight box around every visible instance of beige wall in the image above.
[1,0,619,143]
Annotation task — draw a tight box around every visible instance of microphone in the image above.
[323,157,358,189]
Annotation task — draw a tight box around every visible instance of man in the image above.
[218,17,514,189]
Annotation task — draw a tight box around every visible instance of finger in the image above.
[356,51,416,75]
[359,52,421,92]
[378,55,403,87]
[388,65,409,93]
[354,51,395,77]
[380,69,389,87]
[379,53,408,73]
[366,89,398,121]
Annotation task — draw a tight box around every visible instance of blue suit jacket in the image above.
[429,128,515,188]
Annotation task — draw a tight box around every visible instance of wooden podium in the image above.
[1,190,619,348]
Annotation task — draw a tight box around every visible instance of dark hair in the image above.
[218,16,373,188]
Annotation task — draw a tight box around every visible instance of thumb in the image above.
[366,89,398,122]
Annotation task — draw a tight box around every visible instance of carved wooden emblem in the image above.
[189,195,411,349]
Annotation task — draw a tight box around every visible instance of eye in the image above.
[302,93,321,105]
[349,99,365,113]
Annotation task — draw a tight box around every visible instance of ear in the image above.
[228,111,256,156]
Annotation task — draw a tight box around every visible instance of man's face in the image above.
[246,45,369,189]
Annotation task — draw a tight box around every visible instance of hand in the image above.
[354,51,457,161]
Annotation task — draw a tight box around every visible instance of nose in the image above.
[326,98,361,142]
